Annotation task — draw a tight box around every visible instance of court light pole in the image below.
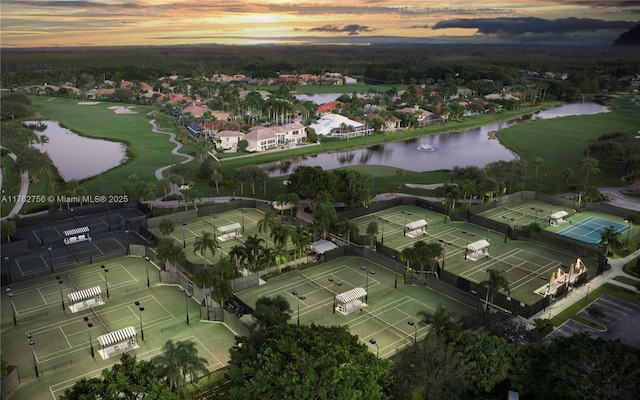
[369,338,379,358]
[25,333,39,377]
[179,221,186,248]
[291,291,305,326]
[7,288,17,325]
[401,211,411,237]
[39,222,45,246]
[407,320,417,344]
[181,287,192,325]
[48,246,53,274]
[531,207,543,223]
[328,278,342,314]
[461,231,475,260]
[360,266,375,302]
[377,218,387,244]
[392,255,398,289]
[101,265,110,299]
[56,276,65,311]
[144,255,150,287]
[83,316,95,358]
[240,208,246,234]
[135,301,145,341]
[4,255,11,285]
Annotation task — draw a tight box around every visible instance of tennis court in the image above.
[348,205,443,248]
[150,208,296,266]
[556,216,630,244]
[478,200,573,228]
[24,208,144,249]
[236,256,475,358]
[445,239,596,305]
[2,256,237,400]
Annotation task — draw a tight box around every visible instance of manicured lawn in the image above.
[33,97,187,195]
[497,97,640,193]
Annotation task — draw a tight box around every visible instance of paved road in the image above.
[0,147,30,221]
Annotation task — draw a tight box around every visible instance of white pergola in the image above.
[97,326,138,360]
[335,287,367,314]
[63,226,91,244]
[550,210,569,225]
[405,219,427,237]
[466,239,490,261]
[216,223,242,241]
[67,286,103,312]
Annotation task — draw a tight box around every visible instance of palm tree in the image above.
[257,210,277,235]
[228,244,247,274]
[212,276,233,321]
[600,227,622,256]
[286,193,300,221]
[193,267,216,308]
[481,269,510,310]
[152,339,209,397]
[270,224,291,247]
[417,304,459,341]
[533,157,544,180]
[581,157,600,185]
[243,234,265,271]
[258,246,277,272]
[193,231,218,268]
[340,220,360,246]
[290,226,310,262]
[366,221,379,249]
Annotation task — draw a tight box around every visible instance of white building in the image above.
[309,114,373,139]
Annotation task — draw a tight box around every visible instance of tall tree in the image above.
[390,336,470,400]
[60,354,179,400]
[221,324,390,399]
[581,157,600,185]
[366,221,379,248]
[193,231,218,268]
[312,202,337,240]
[481,268,510,310]
[340,220,360,246]
[159,218,175,236]
[257,210,277,235]
[152,340,209,397]
[600,226,622,256]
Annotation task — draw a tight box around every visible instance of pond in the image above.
[265,103,609,176]
[30,120,128,181]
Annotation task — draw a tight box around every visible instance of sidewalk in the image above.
[526,248,640,324]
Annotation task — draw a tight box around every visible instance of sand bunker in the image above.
[405,183,454,190]
[108,106,138,114]
[78,102,100,105]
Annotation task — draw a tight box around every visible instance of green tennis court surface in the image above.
[236,256,475,358]
[149,208,296,266]
[1,255,236,400]
[478,199,575,228]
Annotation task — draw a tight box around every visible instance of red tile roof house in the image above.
[317,101,346,115]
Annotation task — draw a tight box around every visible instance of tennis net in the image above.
[65,272,80,291]
[363,309,412,343]
[90,306,110,333]
[301,273,336,297]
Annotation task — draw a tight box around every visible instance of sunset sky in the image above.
[1,0,638,48]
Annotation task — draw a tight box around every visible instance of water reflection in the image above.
[266,103,608,176]
[29,120,128,181]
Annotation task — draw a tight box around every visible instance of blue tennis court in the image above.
[557,216,630,244]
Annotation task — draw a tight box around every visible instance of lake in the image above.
[30,120,128,181]
[265,103,609,176]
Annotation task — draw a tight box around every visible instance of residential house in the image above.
[366,113,401,132]
[397,106,444,127]
[317,101,346,115]
[244,122,308,152]
[309,114,373,139]
[215,130,245,152]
